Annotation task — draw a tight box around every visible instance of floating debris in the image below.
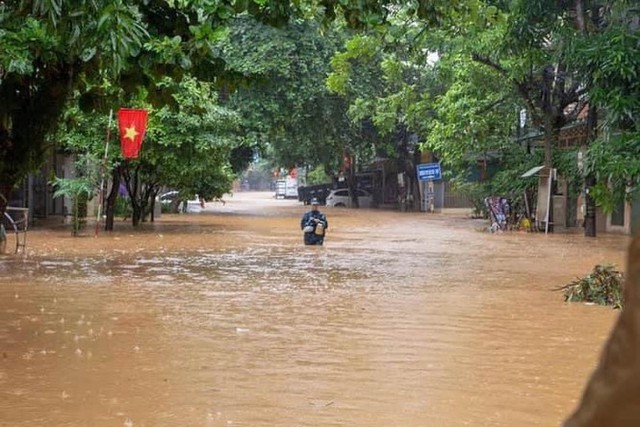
[557,264,624,309]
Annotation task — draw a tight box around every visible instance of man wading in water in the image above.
[300,198,328,246]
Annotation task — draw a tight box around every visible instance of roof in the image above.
[521,165,545,178]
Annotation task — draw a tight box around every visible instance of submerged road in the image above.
[0,191,629,426]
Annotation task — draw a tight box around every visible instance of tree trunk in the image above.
[347,158,359,208]
[584,106,598,237]
[0,184,11,216]
[121,161,144,227]
[104,167,121,232]
[0,126,20,217]
[150,191,158,222]
[575,0,586,34]
[132,204,143,227]
[584,174,597,237]
[411,149,421,211]
[542,116,559,232]
[543,116,555,168]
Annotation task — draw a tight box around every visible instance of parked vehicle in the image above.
[325,188,373,208]
[298,183,333,205]
[157,191,203,213]
[158,190,179,204]
[275,177,298,199]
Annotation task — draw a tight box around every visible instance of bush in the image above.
[559,264,624,309]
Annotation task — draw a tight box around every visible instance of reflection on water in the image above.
[0,192,629,426]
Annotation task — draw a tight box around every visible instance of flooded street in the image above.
[0,191,630,426]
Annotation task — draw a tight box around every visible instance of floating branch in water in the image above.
[556,264,624,309]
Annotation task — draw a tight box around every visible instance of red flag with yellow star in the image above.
[117,109,148,158]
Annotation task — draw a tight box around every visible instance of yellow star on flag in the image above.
[123,125,139,141]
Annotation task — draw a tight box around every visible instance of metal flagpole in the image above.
[95,109,113,237]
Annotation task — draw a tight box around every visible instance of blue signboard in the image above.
[417,163,442,181]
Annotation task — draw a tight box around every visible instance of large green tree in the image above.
[122,76,239,226]
[0,0,483,214]
[327,30,428,207]
[0,0,288,213]
[324,2,516,209]
[0,0,146,211]
[56,75,240,228]
[217,16,356,181]
[572,3,640,213]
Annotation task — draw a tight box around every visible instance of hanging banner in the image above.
[117,109,148,158]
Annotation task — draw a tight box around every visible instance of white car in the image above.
[325,188,373,208]
[158,190,180,204]
[157,191,203,213]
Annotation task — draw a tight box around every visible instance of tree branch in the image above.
[479,96,508,114]
[471,53,542,126]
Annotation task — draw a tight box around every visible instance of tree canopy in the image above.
[1,0,639,222]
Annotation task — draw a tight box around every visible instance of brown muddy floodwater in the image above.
[0,192,631,427]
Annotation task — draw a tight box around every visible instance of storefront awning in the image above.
[521,165,545,178]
